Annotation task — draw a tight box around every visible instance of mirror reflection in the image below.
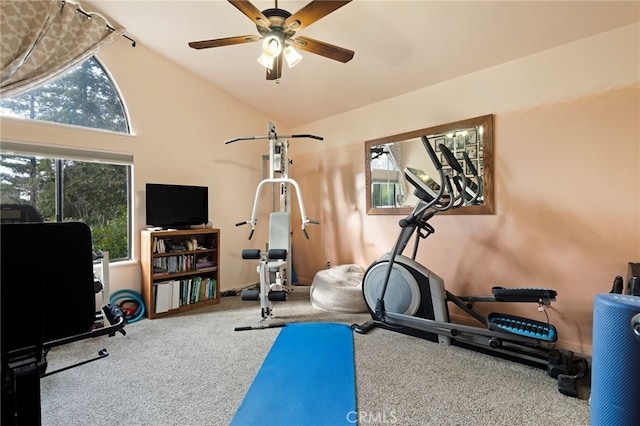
[365,114,494,215]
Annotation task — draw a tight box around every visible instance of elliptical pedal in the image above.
[488,313,557,342]
[491,286,557,303]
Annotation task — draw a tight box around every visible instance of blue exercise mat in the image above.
[230,322,356,426]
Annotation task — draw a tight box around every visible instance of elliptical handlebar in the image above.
[437,143,468,209]
[449,175,467,209]
[439,143,464,174]
[462,151,478,175]
[405,137,483,215]
[436,175,458,211]
[462,151,482,205]
[402,137,452,219]
[421,136,443,170]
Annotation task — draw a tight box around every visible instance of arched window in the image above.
[1,56,129,132]
[1,57,132,261]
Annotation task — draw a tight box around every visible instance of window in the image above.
[1,57,129,133]
[370,151,401,208]
[1,153,131,260]
[372,182,397,209]
[1,57,132,261]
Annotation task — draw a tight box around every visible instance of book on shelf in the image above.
[153,276,218,313]
[153,236,212,256]
[152,254,198,275]
[153,237,187,254]
[172,280,181,309]
[155,280,189,313]
[153,237,168,254]
[154,280,173,313]
[175,276,217,306]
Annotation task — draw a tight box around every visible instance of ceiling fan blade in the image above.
[188,35,258,50]
[293,36,354,63]
[228,0,270,28]
[286,0,351,31]
[266,53,283,80]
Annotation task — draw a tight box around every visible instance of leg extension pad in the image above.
[242,249,261,260]
[268,290,287,301]
[268,249,287,260]
[241,289,260,301]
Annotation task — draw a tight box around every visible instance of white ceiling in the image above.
[86,1,640,128]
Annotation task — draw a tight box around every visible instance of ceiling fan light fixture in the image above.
[257,52,275,70]
[262,34,283,57]
[283,45,302,68]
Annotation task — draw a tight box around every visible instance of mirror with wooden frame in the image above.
[365,114,494,215]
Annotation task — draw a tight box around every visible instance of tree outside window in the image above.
[1,57,131,260]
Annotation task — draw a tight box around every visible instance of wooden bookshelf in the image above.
[141,228,220,319]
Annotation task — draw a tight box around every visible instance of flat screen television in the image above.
[145,183,208,229]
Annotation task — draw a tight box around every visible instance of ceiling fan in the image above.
[188,0,355,81]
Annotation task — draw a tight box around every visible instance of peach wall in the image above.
[289,23,640,354]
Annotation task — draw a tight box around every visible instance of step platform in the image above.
[488,313,557,342]
[491,286,557,303]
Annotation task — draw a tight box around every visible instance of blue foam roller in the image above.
[590,293,640,426]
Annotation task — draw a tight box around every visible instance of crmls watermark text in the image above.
[346,410,398,424]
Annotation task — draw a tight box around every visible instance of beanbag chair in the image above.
[310,264,367,313]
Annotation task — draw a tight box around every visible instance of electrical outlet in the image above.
[326,261,331,269]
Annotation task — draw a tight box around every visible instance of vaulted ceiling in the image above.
[87,1,640,128]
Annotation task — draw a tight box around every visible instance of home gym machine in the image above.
[352,136,587,397]
[1,221,127,425]
[226,121,322,330]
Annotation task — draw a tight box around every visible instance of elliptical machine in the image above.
[226,121,322,330]
[352,135,587,396]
